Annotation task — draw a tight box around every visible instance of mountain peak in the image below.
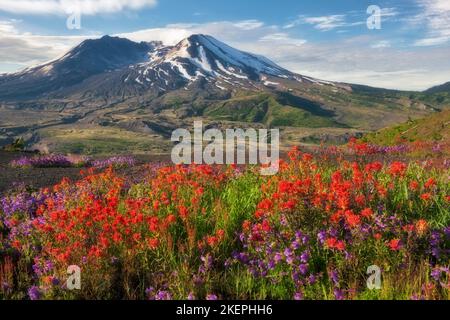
[164,33,293,81]
[0,34,321,100]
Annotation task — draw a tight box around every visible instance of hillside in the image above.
[425,81,450,94]
[361,109,450,146]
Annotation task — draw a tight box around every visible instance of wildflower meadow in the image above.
[0,143,449,300]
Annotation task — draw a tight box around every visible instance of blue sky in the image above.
[1,0,450,90]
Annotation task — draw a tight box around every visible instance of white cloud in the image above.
[284,15,347,31]
[284,7,397,31]
[414,0,450,46]
[0,0,157,16]
[415,36,449,46]
[380,7,399,18]
[232,20,264,30]
[371,40,391,49]
[1,18,450,91]
[302,15,347,31]
[0,19,93,69]
[259,33,306,46]
[117,20,299,46]
[0,20,19,34]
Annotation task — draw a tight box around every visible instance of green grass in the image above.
[361,109,450,146]
[39,128,170,155]
[204,93,343,128]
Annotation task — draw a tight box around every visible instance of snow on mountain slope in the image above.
[128,34,317,91]
[0,34,334,100]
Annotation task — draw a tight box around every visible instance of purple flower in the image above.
[286,256,294,265]
[1,281,11,292]
[431,268,441,281]
[301,235,310,244]
[234,252,249,264]
[284,248,293,262]
[187,292,196,300]
[51,277,60,286]
[299,264,308,275]
[444,227,450,239]
[193,274,204,287]
[11,154,73,168]
[201,254,213,270]
[333,289,344,300]
[295,231,303,239]
[145,287,155,299]
[330,270,339,285]
[44,260,54,272]
[317,231,326,244]
[28,286,41,300]
[155,290,172,300]
[206,294,218,300]
[291,240,301,250]
[274,252,282,263]
[300,251,309,263]
[92,156,136,169]
[32,262,42,276]
[294,292,303,300]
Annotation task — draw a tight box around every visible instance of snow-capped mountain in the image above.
[0,35,160,100]
[0,34,328,100]
[121,34,324,93]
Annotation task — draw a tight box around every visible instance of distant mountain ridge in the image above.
[425,81,450,94]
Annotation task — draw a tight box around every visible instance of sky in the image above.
[1,0,450,91]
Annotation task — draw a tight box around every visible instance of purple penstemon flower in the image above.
[91,156,136,169]
[308,274,316,285]
[274,252,283,263]
[431,268,441,281]
[145,287,155,299]
[28,286,41,300]
[317,230,326,244]
[11,154,73,168]
[291,240,301,250]
[299,264,308,275]
[333,288,344,300]
[187,292,196,300]
[300,251,309,263]
[330,270,339,285]
[294,292,304,300]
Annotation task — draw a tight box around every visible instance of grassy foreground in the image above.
[0,145,449,300]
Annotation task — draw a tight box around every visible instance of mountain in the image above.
[0,35,160,100]
[0,34,326,100]
[425,81,450,94]
[0,34,447,154]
